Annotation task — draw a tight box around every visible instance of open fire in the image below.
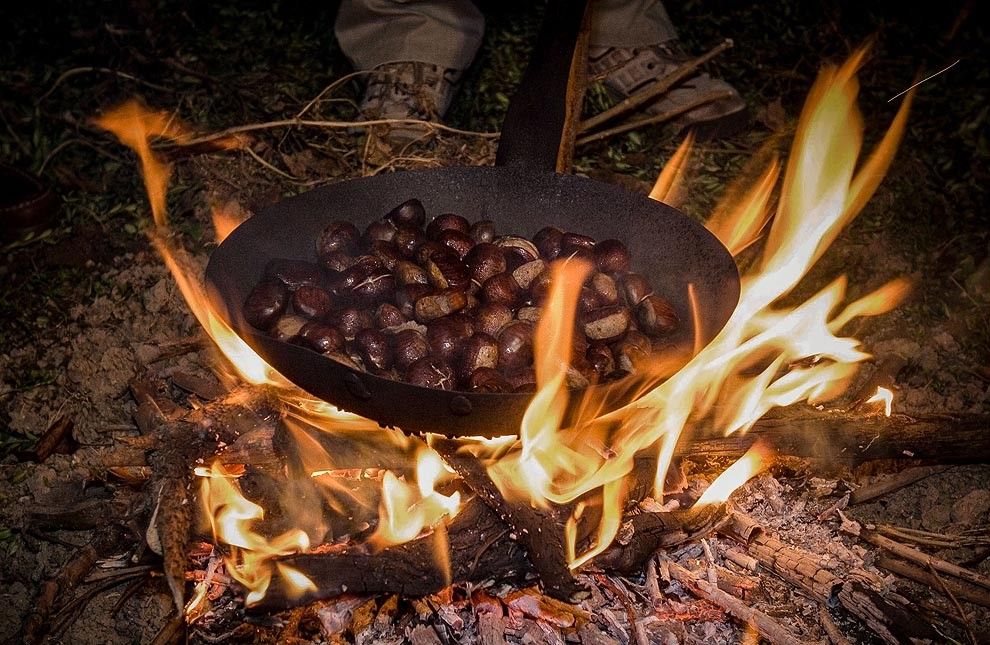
[95,46,911,617]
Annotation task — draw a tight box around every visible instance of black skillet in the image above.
[205,0,740,437]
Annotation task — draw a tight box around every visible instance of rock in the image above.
[951,489,990,526]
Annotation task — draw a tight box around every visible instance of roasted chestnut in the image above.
[426,213,471,239]
[561,232,596,254]
[480,272,520,307]
[370,240,404,271]
[583,305,631,342]
[532,226,564,260]
[425,254,471,291]
[511,258,547,291]
[299,321,344,353]
[336,255,383,292]
[395,283,434,319]
[336,307,374,339]
[594,239,631,274]
[354,328,393,371]
[465,243,506,285]
[375,303,407,329]
[438,229,476,259]
[264,259,326,291]
[426,314,474,363]
[317,220,360,256]
[385,198,426,228]
[392,328,431,371]
[269,313,308,342]
[291,285,334,320]
[504,367,537,392]
[636,294,679,337]
[474,303,514,338]
[470,219,496,244]
[459,332,499,380]
[350,272,396,306]
[497,320,534,373]
[621,273,653,307]
[414,288,468,322]
[589,272,619,306]
[393,226,426,259]
[244,280,289,330]
[362,219,397,246]
[467,367,511,393]
[405,357,455,389]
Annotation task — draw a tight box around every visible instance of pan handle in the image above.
[494,0,590,171]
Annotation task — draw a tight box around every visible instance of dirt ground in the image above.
[1,0,987,643]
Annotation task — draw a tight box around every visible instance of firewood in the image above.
[817,606,852,645]
[875,554,990,608]
[684,406,990,465]
[664,560,816,645]
[430,437,588,601]
[721,511,941,644]
[848,465,951,505]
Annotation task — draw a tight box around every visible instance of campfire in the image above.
[43,45,984,644]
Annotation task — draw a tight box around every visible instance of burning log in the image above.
[683,406,990,465]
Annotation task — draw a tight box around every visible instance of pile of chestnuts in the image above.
[242,198,678,393]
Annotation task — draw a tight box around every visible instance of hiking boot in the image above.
[588,42,748,140]
[358,61,463,146]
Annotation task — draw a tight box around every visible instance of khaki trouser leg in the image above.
[334,0,677,71]
[335,0,485,70]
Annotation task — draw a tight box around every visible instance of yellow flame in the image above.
[695,444,769,506]
[198,462,312,606]
[649,132,695,205]
[488,46,913,569]
[371,448,460,549]
[866,386,894,417]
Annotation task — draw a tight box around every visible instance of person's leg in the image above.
[334,0,485,144]
[335,0,484,71]
[587,0,747,139]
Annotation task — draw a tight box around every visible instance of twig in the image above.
[818,606,852,645]
[927,563,979,645]
[37,66,174,102]
[876,524,990,549]
[848,466,951,505]
[875,554,990,608]
[154,117,499,152]
[852,527,990,591]
[576,91,733,146]
[243,146,305,182]
[665,560,815,645]
[579,39,733,134]
[596,575,648,645]
[296,70,380,119]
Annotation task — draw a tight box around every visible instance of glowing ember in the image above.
[867,386,894,417]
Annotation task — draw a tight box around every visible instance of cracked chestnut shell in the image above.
[583,305,631,342]
[393,226,426,259]
[589,272,619,306]
[404,356,455,390]
[426,213,470,239]
[269,313,308,342]
[292,285,334,320]
[385,198,426,228]
[300,321,344,354]
[317,221,360,256]
[370,240,404,271]
[395,283,433,319]
[425,254,471,291]
[392,328,431,372]
[336,255,383,293]
[621,273,653,307]
[350,272,396,306]
[394,260,430,286]
[243,280,288,330]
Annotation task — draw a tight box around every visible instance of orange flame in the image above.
[489,46,912,569]
[649,132,694,206]
[695,443,769,506]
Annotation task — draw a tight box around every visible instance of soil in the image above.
[1,0,987,643]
